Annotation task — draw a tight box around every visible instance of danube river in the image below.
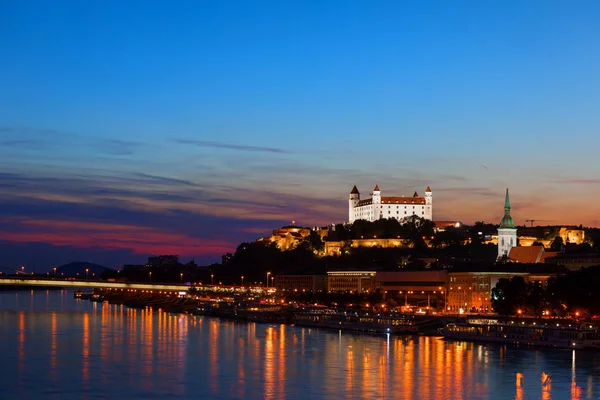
[1,290,599,399]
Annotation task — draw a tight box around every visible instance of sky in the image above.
[1,1,600,271]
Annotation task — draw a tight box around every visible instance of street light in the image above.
[271,276,274,287]
[180,273,183,282]
[211,274,214,285]
[53,267,57,277]
[241,276,244,286]
[266,272,271,289]
[86,268,89,280]
[149,271,152,283]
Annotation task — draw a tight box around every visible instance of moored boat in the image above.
[439,318,600,349]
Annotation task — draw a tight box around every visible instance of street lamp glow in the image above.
[266,272,271,289]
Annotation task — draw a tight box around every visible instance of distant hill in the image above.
[53,262,113,278]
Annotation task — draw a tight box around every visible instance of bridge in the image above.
[0,277,270,295]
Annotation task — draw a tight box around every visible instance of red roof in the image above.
[508,246,545,263]
[382,196,426,204]
[426,186,432,192]
[374,185,380,191]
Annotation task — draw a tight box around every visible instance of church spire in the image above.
[499,188,515,229]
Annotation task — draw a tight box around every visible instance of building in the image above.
[324,238,410,256]
[507,246,557,264]
[221,253,233,265]
[146,255,179,268]
[327,271,377,292]
[433,221,463,232]
[274,274,327,292]
[497,189,517,260]
[447,264,566,313]
[487,226,585,248]
[348,185,432,223]
[261,222,328,251]
[545,253,600,271]
[376,270,448,311]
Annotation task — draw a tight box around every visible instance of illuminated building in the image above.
[348,185,433,223]
[327,271,377,292]
[273,274,327,292]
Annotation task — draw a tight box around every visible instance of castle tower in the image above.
[372,185,381,220]
[424,186,433,220]
[349,185,360,223]
[497,188,517,260]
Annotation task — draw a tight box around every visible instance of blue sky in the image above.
[1,1,600,269]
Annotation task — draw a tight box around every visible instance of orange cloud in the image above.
[0,218,234,257]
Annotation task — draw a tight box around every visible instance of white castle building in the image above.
[348,185,433,223]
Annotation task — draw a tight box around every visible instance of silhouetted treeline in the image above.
[491,267,600,317]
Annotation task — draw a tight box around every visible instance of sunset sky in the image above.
[1,1,600,270]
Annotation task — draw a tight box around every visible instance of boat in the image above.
[439,318,600,349]
[294,309,422,334]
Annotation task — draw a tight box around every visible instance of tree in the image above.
[550,236,564,251]
[304,230,324,254]
[491,276,528,316]
[400,216,436,248]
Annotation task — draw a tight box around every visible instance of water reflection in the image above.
[1,291,600,399]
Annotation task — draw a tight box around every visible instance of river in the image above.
[0,290,599,399]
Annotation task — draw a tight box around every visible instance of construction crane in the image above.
[525,219,554,227]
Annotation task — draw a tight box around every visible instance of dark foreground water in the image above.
[1,291,599,399]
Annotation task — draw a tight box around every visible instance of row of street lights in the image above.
[207,273,273,288]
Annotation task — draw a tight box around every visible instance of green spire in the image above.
[499,188,515,229]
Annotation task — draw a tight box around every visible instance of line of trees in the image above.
[491,267,600,317]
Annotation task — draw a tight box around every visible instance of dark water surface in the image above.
[1,290,599,399]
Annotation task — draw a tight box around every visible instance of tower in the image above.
[372,185,381,204]
[424,186,433,220]
[349,185,360,223]
[372,185,381,220]
[497,188,517,260]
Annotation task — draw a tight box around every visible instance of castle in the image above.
[348,185,433,223]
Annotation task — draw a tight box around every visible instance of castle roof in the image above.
[413,191,419,197]
[426,186,432,192]
[382,196,425,204]
[374,185,380,191]
[350,185,359,194]
[499,188,515,229]
[353,196,427,207]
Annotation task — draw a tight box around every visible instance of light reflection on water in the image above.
[0,290,599,399]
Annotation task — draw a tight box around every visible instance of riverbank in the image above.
[85,288,456,335]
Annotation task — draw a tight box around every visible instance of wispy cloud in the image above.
[176,139,291,154]
[133,172,198,187]
[0,126,145,156]
[551,178,600,185]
